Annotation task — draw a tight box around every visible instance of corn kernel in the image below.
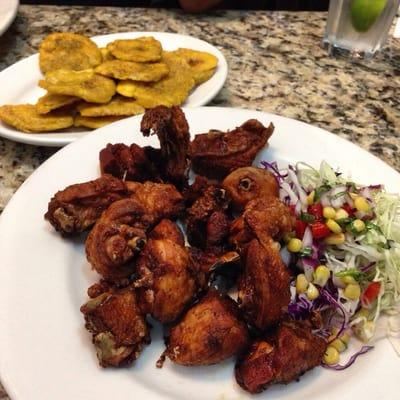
[306,282,319,300]
[341,275,357,285]
[296,274,309,294]
[307,190,315,205]
[344,283,361,300]
[335,208,349,220]
[330,338,347,353]
[340,332,351,345]
[352,219,365,232]
[313,265,330,287]
[323,206,336,219]
[354,196,371,212]
[325,233,345,245]
[349,192,358,200]
[324,346,340,365]
[326,219,342,234]
[287,238,302,253]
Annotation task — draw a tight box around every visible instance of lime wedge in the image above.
[350,0,387,32]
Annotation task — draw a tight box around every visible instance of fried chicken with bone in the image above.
[80,283,150,368]
[45,174,128,235]
[238,238,291,330]
[235,318,327,393]
[85,182,183,282]
[165,290,249,366]
[141,105,190,188]
[189,120,274,179]
[134,219,197,323]
[230,197,296,249]
[44,105,328,392]
[222,166,279,211]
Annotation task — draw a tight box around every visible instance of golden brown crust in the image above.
[166,290,249,366]
[222,167,279,211]
[81,286,150,367]
[189,120,274,179]
[238,238,290,330]
[235,319,327,393]
[45,174,128,235]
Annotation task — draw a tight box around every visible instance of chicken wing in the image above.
[45,174,128,235]
[135,220,197,323]
[166,290,249,366]
[230,197,295,249]
[141,105,190,188]
[238,238,290,330]
[235,319,327,393]
[189,120,274,179]
[86,182,184,282]
[222,167,279,211]
[80,285,150,368]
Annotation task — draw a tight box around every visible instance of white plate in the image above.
[0,0,18,36]
[0,32,227,147]
[0,107,398,400]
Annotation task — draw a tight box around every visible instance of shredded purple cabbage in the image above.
[322,346,374,370]
[360,262,376,273]
[260,161,288,183]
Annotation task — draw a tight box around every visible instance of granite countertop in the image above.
[0,6,399,396]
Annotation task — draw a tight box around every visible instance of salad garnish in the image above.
[261,160,400,369]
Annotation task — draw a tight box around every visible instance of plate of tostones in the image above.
[0,106,399,400]
[0,31,227,146]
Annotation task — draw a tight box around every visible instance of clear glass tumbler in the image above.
[324,0,400,57]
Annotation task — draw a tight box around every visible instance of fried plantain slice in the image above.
[173,48,218,84]
[39,32,102,74]
[36,93,80,114]
[95,60,169,82]
[0,104,73,133]
[39,69,116,104]
[107,37,162,62]
[116,52,195,108]
[74,115,123,129]
[77,96,144,117]
[100,47,115,62]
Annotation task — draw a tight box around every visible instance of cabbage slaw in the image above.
[261,160,400,369]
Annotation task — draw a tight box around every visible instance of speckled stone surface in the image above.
[0,6,399,397]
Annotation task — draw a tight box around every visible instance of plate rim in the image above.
[0,106,399,400]
[0,0,19,37]
[0,30,228,147]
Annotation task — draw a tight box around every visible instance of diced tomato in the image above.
[311,221,331,239]
[295,219,307,239]
[289,204,296,215]
[308,203,323,220]
[361,282,381,308]
[342,203,355,216]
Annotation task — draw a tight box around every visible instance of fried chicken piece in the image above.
[222,167,279,211]
[141,105,190,188]
[186,184,230,249]
[189,247,240,291]
[81,285,150,368]
[189,120,274,179]
[86,182,184,281]
[99,143,160,182]
[182,175,215,207]
[230,197,295,249]
[125,181,184,220]
[235,319,327,393]
[45,174,128,235]
[135,220,197,323]
[238,238,290,330]
[166,290,249,366]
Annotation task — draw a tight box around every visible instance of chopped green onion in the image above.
[335,268,363,281]
[300,212,315,223]
[298,247,313,257]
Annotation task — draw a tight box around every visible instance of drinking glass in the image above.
[324,0,400,57]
